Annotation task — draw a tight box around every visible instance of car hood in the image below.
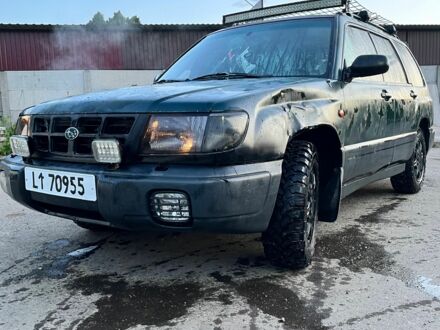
[23,77,325,115]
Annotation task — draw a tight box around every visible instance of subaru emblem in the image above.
[65,127,79,141]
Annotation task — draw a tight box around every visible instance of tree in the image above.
[128,16,141,25]
[86,11,142,28]
[87,12,106,27]
[107,11,127,26]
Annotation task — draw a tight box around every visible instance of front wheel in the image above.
[262,141,319,269]
[391,130,427,194]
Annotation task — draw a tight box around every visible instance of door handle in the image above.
[410,90,418,99]
[381,90,392,101]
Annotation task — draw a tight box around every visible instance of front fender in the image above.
[252,96,342,159]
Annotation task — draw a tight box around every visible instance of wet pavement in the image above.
[0,149,440,330]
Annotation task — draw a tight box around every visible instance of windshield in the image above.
[159,18,334,82]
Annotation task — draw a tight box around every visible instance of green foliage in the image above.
[0,117,15,156]
[87,11,142,28]
[88,12,106,27]
[128,16,141,25]
[107,11,127,26]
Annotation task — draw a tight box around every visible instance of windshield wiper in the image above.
[155,79,187,84]
[191,72,273,81]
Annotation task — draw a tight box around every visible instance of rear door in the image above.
[369,34,414,166]
[342,26,394,183]
[392,41,430,162]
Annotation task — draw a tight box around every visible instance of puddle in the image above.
[68,274,204,330]
[355,198,406,224]
[236,279,330,330]
[44,239,71,251]
[316,198,404,274]
[1,238,106,287]
[210,271,233,284]
[316,226,394,273]
[342,300,434,326]
[206,268,332,329]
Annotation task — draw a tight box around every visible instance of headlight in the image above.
[202,113,249,152]
[141,112,248,154]
[15,116,31,136]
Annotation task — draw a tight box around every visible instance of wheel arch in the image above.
[289,124,343,222]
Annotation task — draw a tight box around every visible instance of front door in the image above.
[341,26,395,183]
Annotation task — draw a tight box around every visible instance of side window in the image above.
[344,26,382,82]
[370,34,407,84]
[394,42,425,87]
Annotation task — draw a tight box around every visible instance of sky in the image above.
[0,0,438,25]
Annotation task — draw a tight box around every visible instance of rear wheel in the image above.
[262,141,319,269]
[391,130,427,194]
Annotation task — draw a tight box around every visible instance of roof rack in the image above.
[223,0,396,35]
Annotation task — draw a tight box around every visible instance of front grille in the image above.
[33,136,49,152]
[53,117,72,133]
[30,115,137,161]
[52,136,69,153]
[33,117,49,133]
[103,117,135,134]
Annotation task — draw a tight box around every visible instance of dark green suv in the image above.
[1,8,434,269]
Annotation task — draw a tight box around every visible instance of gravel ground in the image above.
[0,149,439,330]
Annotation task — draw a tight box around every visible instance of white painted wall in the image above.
[0,70,161,122]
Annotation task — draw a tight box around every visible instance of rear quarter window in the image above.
[393,42,425,87]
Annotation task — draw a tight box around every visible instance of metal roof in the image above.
[396,25,440,30]
[1,23,438,32]
[0,23,223,32]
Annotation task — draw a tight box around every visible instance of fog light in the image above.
[151,192,191,223]
[92,139,121,164]
[10,136,30,157]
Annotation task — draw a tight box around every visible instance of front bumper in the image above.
[0,156,282,233]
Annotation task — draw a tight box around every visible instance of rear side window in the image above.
[344,26,382,82]
[394,42,425,87]
[370,34,407,84]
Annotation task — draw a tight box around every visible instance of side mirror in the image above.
[344,55,389,82]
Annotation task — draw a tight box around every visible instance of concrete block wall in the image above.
[421,66,440,123]
[421,66,440,142]
[0,70,162,122]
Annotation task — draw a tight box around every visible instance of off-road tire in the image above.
[73,221,113,232]
[391,130,427,194]
[262,141,319,269]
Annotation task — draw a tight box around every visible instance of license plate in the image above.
[24,167,97,201]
